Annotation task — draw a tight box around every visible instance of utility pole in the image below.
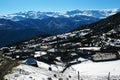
[108,72,110,80]
[78,71,80,80]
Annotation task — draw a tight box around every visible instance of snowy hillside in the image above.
[0,9,120,21]
[4,60,120,80]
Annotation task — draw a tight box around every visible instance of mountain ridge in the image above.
[0,9,120,47]
[0,9,120,21]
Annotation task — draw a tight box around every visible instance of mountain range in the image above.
[0,9,120,21]
[0,9,120,47]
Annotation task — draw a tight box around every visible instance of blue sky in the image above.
[0,0,120,15]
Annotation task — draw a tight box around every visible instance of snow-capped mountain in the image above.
[0,9,120,47]
[66,9,120,18]
[0,9,120,21]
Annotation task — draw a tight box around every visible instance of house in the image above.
[1,47,10,53]
[115,43,120,47]
[4,52,13,58]
[12,50,34,60]
[34,45,41,51]
[26,58,38,67]
[40,45,49,50]
[91,51,118,62]
[101,46,120,51]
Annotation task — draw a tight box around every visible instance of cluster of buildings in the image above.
[0,28,120,66]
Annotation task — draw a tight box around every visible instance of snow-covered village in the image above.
[0,0,120,80]
[0,12,120,80]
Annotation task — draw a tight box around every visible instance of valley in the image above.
[0,9,119,47]
[0,12,120,80]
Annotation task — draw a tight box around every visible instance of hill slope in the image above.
[0,9,120,47]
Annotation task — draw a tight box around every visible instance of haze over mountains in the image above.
[1,9,120,21]
[0,9,120,47]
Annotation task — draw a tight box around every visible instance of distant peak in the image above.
[0,9,120,21]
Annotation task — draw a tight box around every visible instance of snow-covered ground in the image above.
[34,51,47,57]
[4,60,120,80]
[78,47,101,51]
[71,60,120,80]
